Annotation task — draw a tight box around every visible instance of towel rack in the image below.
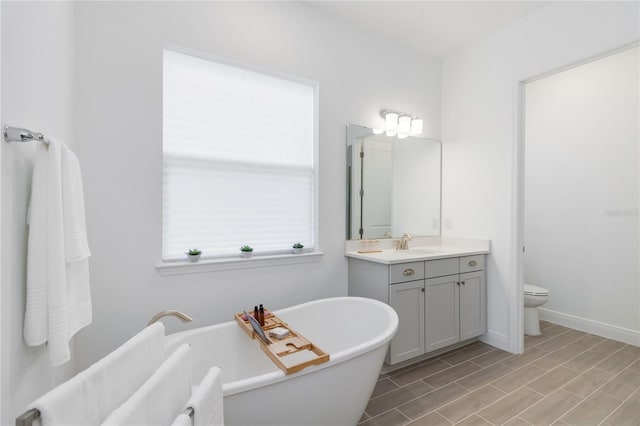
[3,125,49,144]
[185,407,195,422]
[15,407,195,426]
[15,408,39,426]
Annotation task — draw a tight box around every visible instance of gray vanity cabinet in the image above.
[348,254,486,365]
[389,280,425,363]
[424,256,486,353]
[424,274,460,352]
[348,259,426,364]
[459,270,486,340]
[387,262,426,364]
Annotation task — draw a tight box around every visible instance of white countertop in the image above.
[345,238,490,265]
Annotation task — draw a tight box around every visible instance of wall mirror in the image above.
[346,123,441,240]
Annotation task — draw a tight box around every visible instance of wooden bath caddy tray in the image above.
[234,309,329,374]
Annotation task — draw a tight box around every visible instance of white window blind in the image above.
[162,50,316,261]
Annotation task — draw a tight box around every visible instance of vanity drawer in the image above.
[460,255,484,273]
[425,258,458,278]
[389,262,425,284]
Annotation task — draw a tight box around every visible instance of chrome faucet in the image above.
[147,310,194,326]
[395,233,412,250]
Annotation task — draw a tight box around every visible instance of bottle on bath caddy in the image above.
[259,304,265,326]
[242,304,271,326]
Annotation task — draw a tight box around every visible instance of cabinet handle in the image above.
[421,288,425,292]
[461,281,466,285]
[468,260,477,267]
[403,268,415,276]
[456,281,460,286]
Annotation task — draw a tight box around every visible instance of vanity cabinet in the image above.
[424,256,486,353]
[348,254,486,365]
[389,280,425,362]
[386,261,426,363]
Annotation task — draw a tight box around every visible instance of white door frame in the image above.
[511,80,526,353]
[0,3,5,422]
[0,3,4,422]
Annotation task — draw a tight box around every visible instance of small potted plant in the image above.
[292,242,304,254]
[186,248,202,262]
[240,245,253,258]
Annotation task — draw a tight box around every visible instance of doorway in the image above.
[518,45,639,345]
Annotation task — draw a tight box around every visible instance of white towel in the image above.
[172,414,193,426]
[186,367,224,426]
[102,343,193,426]
[62,147,91,262]
[28,323,165,426]
[24,139,92,366]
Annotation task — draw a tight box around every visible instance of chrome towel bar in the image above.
[15,408,39,426]
[4,124,49,144]
[15,407,195,426]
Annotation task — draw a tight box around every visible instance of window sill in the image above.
[155,251,324,276]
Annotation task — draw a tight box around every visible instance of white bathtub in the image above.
[165,296,398,426]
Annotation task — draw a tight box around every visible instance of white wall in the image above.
[525,46,639,344]
[441,1,639,352]
[72,1,441,370]
[0,2,76,423]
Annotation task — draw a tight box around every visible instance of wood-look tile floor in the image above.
[360,322,640,426]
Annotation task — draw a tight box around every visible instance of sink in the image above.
[390,247,443,258]
[353,247,447,262]
[404,248,442,255]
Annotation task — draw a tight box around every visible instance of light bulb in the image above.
[372,128,383,135]
[385,130,397,137]
[398,116,411,134]
[411,118,423,135]
[385,112,398,132]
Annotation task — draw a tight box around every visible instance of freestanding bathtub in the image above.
[164,296,398,426]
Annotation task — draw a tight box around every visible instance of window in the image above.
[162,49,317,261]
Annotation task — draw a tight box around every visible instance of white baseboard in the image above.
[480,330,510,352]
[539,308,640,346]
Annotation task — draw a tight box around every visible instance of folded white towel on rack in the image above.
[187,367,224,426]
[23,142,50,347]
[102,343,193,426]
[28,323,165,426]
[24,139,92,366]
[172,413,193,426]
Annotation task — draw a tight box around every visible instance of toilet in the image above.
[524,284,549,336]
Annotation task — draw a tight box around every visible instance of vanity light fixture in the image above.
[381,110,424,138]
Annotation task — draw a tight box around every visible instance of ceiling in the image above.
[309,1,551,58]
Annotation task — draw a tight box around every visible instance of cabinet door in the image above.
[388,280,425,364]
[459,271,486,341]
[425,275,460,353]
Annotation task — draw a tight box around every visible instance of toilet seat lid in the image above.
[524,284,548,296]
